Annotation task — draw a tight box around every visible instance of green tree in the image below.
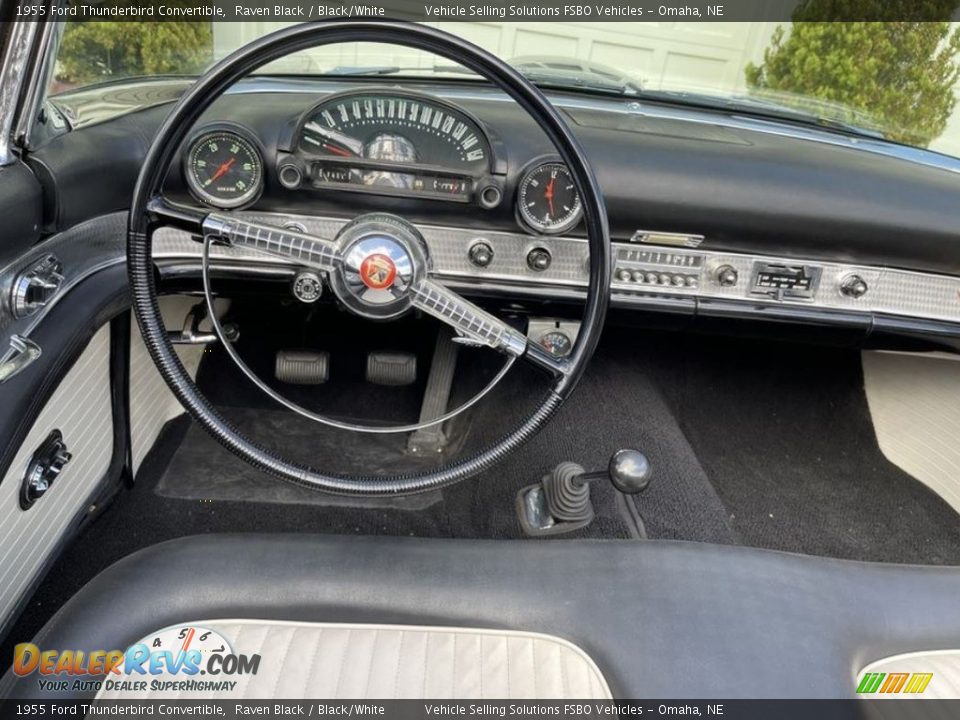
[746,3,960,146]
[56,16,212,87]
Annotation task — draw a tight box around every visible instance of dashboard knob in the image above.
[840,274,869,298]
[716,265,739,287]
[278,163,303,190]
[292,271,323,303]
[468,241,494,268]
[477,184,502,209]
[527,247,552,272]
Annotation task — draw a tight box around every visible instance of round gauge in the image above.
[517,162,582,234]
[185,130,263,209]
[539,330,573,357]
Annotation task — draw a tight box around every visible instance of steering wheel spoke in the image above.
[411,278,527,358]
[202,214,339,272]
[146,196,209,234]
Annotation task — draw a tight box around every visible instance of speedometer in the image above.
[298,91,490,169]
[288,91,495,202]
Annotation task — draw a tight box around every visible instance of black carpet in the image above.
[653,333,960,565]
[5,324,960,669]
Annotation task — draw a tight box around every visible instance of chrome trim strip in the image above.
[3,211,958,361]
[14,19,63,151]
[0,22,40,166]
[153,211,960,327]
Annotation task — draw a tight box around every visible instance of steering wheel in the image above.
[128,21,610,496]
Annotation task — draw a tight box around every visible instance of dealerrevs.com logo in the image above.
[13,625,261,694]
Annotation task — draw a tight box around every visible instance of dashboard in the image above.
[180,88,583,235]
[26,78,960,354]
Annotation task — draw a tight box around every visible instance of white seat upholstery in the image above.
[96,620,612,700]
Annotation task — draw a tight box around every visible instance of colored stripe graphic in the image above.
[857,671,933,694]
[857,673,885,693]
[880,672,910,693]
[904,673,933,694]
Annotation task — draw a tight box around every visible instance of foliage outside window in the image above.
[53,19,212,92]
[746,3,960,147]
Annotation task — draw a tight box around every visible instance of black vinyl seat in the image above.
[4,533,960,699]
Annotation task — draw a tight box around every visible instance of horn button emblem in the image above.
[329,214,429,320]
[359,253,397,290]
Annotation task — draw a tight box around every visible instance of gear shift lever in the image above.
[575,449,652,494]
[516,449,652,536]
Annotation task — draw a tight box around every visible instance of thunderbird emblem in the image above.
[359,253,397,290]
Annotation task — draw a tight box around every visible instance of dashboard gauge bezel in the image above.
[183,123,265,210]
[277,87,503,205]
[515,157,584,235]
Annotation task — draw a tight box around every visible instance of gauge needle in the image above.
[323,142,353,157]
[545,177,556,218]
[209,157,235,183]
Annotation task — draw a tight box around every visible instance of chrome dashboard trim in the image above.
[2,211,958,364]
[153,211,960,327]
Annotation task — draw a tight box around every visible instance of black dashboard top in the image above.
[30,77,960,276]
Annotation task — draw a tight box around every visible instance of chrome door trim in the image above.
[0,21,40,166]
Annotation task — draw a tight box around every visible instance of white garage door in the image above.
[214,21,778,94]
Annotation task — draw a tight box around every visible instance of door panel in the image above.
[0,325,113,637]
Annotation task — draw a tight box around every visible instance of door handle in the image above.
[0,335,42,383]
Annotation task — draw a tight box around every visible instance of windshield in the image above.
[49,20,960,158]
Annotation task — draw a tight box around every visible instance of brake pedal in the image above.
[366,352,417,386]
[275,350,329,385]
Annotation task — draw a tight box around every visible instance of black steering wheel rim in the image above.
[128,20,611,496]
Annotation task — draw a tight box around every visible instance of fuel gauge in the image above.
[539,330,573,357]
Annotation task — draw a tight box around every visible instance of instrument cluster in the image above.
[181,89,584,237]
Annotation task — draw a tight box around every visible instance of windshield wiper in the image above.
[323,64,478,77]
[322,62,641,96]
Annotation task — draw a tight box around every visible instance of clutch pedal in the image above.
[275,350,329,385]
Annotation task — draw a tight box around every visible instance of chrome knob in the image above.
[468,241,494,268]
[840,274,868,298]
[12,255,64,319]
[608,449,652,494]
[527,247,552,272]
[716,265,738,287]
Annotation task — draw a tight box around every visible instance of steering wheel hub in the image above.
[329,213,428,320]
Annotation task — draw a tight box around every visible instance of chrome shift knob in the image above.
[608,449,651,494]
